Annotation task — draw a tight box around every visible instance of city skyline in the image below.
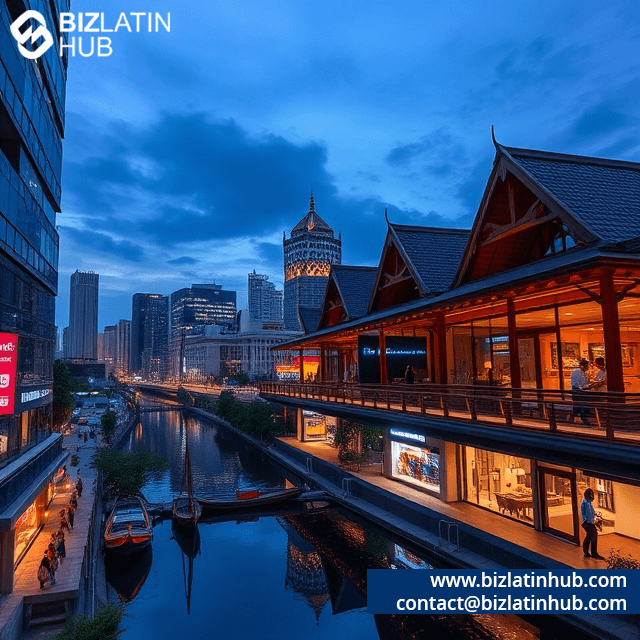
[54,0,640,330]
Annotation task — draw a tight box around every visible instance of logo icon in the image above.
[0,375,9,389]
[10,11,54,60]
[0,398,8,407]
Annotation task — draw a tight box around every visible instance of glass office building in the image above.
[0,2,68,593]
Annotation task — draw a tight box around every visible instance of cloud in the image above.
[59,227,145,262]
[167,256,198,265]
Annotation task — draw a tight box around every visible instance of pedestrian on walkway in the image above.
[60,509,71,533]
[76,476,83,497]
[67,503,75,528]
[38,554,50,589]
[46,549,57,584]
[581,488,604,559]
[70,492,78,510]
[56,532,66,561]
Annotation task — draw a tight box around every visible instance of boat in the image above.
[172,421,201,528]
[196,486,303,512]
[104,496,153,553]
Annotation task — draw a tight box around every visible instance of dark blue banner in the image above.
[367,569,640,614]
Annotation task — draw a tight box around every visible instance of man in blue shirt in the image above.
[581,488,604,559]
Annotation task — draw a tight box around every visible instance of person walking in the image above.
[569,359,591,425]
[67,503,75,529]
[56,531,66,561]
[581,488,604,559]
[38,553,50,589]
[60,509,71,533]
[46,548,58,584]
[70,492,78,510]
[76,476,83,498]
[404,365,415,384]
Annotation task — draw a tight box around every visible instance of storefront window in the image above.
[464,447,532,522]
[616,294,640,392]
[14,492,45,565]
[391,440,440,493]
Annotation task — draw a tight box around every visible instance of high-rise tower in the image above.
[283,193,341,331]
[68,271,99,361]
[130,294,169,379]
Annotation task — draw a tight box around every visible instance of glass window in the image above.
[391,441,440,493]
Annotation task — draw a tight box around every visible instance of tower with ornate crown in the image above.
[283,193,342,331]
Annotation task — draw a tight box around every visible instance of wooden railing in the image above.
[258,381,640,446]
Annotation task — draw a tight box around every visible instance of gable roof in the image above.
[331,266,378,319]
[298,306,322,334]
[391,223,470,294]
[503,146,640,244]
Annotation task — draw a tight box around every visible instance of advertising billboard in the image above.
[357,335,428,383]
[0,333,18,415]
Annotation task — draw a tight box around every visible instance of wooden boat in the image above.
[196,486,303,512]
[172,423,201,528]
[104,496,153,553]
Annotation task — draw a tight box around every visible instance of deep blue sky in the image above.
[55,0,640,330]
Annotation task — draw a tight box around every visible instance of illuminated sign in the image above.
[390,428,426,443]
[21,388,51,404]
[0,333,18,416]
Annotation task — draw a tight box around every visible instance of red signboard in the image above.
[0,333,18,415]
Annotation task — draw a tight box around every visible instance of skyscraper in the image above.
[115,319,131,376]
[68,270,99,361]
[248,271,283,326]
[130,294,169,379]
[0,0,67,595]
[283,193,341,330]
[170,284,237,376]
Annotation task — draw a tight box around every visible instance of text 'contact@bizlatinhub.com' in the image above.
[366,570,639,614]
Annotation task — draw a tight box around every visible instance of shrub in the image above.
[101,411,117,442]
[606,550,640,569]
[97,449,168,497]
[52,602,124,640]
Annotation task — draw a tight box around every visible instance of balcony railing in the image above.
[258,382,640,446]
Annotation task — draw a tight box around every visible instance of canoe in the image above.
[196,487,303,512]
[104,496,153,553]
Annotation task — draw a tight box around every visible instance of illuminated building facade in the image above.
[115,319,131,376]
[264,142,640,557]
[283,193,341,331]
[248,271,283,327]
[0,0,69,593]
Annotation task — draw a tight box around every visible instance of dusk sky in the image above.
[55,0,640,331]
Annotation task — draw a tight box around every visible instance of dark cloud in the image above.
[167,256,198,265]
[456,154,494,215]
[256,242,283,264]
[59,227,145,262]
[570,101,634,142]
[385,129,466,175]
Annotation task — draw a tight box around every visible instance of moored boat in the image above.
[172,420,201,528]
[104,496,153,553]
[196,486,303,512]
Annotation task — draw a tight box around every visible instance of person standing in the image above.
[46,548,57,584]
[404,365,415,384]
[76,476,83,498]
[67,503,75,529]
[569,359,591,425]
[60,509,71,533]
[590,357,607,392]
[38,554,50,589]
[581,488,604,559]
[56,531,66,562]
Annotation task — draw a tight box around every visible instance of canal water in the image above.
[112,403,537,640]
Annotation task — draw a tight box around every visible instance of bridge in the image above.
[138,405,183,413]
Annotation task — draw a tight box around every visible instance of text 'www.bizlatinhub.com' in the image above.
[366,570,640,614]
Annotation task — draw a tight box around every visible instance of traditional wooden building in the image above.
[261,140,640,548]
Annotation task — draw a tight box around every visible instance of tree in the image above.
[53,360,74,430]
[96,449,168,497]
[101,411,117,442]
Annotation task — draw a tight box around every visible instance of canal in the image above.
[109,400,543,640]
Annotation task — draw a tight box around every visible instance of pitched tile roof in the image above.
[504,147,640,243]
[291,192,334,235]
[331,266,377,319]
[390,224,470,294]
[298,307,322,334]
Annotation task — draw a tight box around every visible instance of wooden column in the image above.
[298,348,304,382]
[600,268,624,393]
[378,329,388,384]
[507,298,521,389]
[554,306,565,392]
[434,311,448,384]
[319,345,326,382]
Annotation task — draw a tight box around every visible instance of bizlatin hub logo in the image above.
[10,10,170,59]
